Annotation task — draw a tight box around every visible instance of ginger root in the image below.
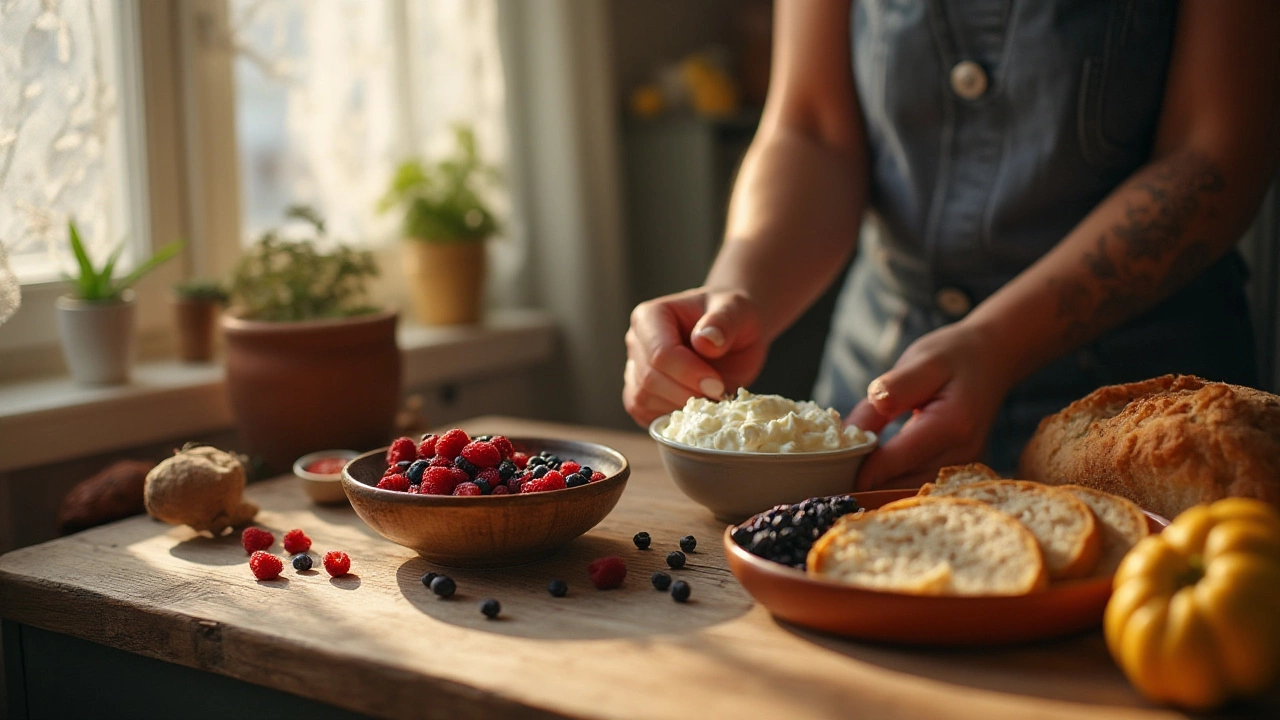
[144,445,258,534]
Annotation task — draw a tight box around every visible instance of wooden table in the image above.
[2,417,1275,719]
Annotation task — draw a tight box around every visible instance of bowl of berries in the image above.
[342,429,630,567]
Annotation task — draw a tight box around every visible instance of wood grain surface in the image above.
[1,417,1275,720]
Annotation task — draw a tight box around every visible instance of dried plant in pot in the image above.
[171,279,228,362]
[378,125,500,325]
[222,207,402,474]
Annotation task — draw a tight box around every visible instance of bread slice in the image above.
[1059,485,1149,576]
[919,462,1001,496]
[920,480,1101,580]
[807,496,1047,596]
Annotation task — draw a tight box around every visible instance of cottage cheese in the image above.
[661,389,873,453]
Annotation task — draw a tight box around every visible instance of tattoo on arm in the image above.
[1052,153,1224,346]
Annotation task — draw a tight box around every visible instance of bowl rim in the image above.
[293,449,362,481]
[648,414,878,459]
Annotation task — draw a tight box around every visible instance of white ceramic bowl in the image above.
[293,450,361,504]
[648,415,878,523]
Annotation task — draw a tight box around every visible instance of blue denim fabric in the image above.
[814,0,1257,471]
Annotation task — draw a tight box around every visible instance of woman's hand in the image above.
[623,289,767,426]
[846,320,1015,490]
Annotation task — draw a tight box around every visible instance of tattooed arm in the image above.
[849,0,1280,488]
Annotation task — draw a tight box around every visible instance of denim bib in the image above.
[814,0,1256,470]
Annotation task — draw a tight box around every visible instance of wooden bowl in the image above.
[342,438,630,568]
[724,489,1170,646]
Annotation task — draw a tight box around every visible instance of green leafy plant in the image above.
[173,278,230,304]
[66,220,182,302]
[378,124,500,243]
[228,206,380,322]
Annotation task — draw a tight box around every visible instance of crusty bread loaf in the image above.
[920,462,1001,496]
[919,480,1101,580]
[1018,375,1280,520]
[807,496,1048,595]
[1059,484,1149,576]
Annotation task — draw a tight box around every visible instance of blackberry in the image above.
[454,456,479,478]
[531,465,550,479]
[421,571,439,588]
[480,598,501,618]
[565,473,588,488]
[670,580,691,603]
[291,554,313,571]
[666,551,686,569]
[498,460,517,480]
[474,478,492,495]
[406,459,429,484]
[547,579,568,597]
[651,571,671,590]
[430,575,456,598]
[732,494,860,569]
[679,535,697,553]
[633,532,651,550]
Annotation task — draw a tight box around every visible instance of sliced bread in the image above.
[807,496,1047,596]
[919,480,1102,580]
[1059,484,1150,576]
[919,462,1002,496]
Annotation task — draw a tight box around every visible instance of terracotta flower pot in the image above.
[55,293,136,385]
[403,240,485,325]
[221,310,402,474]
[172,297,221,362]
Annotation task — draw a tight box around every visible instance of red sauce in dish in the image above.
[305,457,347,475]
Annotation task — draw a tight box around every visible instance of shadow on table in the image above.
[395,534,752,640]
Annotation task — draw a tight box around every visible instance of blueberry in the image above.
[395,460,412,472]
[579,466,593,477]
[651,571,671,590]
[731,526,753,547]
[544,455,561,469]
[474,478,492,495]
[575,471,594,484]
[633,532,651,550]
[498,460,517,480]
[666,551,686,569]
[474,434,493,442]
[671,580,691,602]
[454,456,479,477]
[527,456,547,468]
[565,474,588,488]
[420,571,439,588]
[406,459,429,484]
[531,465,550,479]
[680,535,697,553]
[547,579,568,597]
[291,554,313,571]
[430,575,456,598]
[479,598,501,618]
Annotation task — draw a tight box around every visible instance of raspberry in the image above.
[435,428,470,460]
[505,477,524,494]
[386,436,418,466]
[429,455,453,468]
[448,467,472,486]
[512,452,529,470]
[323,550,351,577]
[587,556,627,589]
[520,473,566,493]
[377,473,411,492]
[420,466,457,495]
[490,484,510,495]
[590,471,606,482]
[560,461,581,476]
[418,433,438,458]
[250,551,283,580]
[476,467,502,485]
[461,441,501,468]
[452,482,482,496]
[241,527,274,553]
[282,529,311,555]
[491,436,515,460]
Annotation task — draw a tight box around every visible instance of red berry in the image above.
[490,484,510,495]
[505,477,524,494]
[377,473,411,492]
[587,556,627,589]
[461,441,501,468]
[250,551,283,580]
[590,471,606,482]
[386,437,418,466]
[282,529,311,555]
[452,482,482,496]
[491,436,515,460]
[476,467,502,485]
[418,434,438,458]
[241,527,274,553]
[323,550,351,577]
[560,461,581,476]
[429,455,453,468]
[542,471,566,490]
[512,452,530,470]
[435,428,470,460]
[421,466,459,495]
[448,467,471,484]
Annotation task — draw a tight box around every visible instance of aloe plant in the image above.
[66,220,183,302]
[378,124,501,243]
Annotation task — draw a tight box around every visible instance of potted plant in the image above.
[172,279,228,362]
[56,220,182,384]
[221,207,402,473]
[378,124,499,325]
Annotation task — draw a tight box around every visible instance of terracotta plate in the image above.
[724,489,1169,646]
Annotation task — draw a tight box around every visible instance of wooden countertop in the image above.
[1,417,1273,719]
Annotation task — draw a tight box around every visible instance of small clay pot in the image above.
[172,297,221,362]
[403,240,485,325]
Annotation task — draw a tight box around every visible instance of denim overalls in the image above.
[813,0,1257,471]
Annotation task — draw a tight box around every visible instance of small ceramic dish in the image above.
[342,437,630,567]
[648,414,878,523]
[724,489,1171,646]
[294,450,361,505]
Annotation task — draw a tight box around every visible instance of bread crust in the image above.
[1018,374,1280,520]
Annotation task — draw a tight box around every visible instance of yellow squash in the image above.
[1105,497,1280,709]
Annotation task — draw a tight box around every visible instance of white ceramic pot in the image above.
[55,292,137,385]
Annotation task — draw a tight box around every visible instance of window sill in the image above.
[0,309,556,473]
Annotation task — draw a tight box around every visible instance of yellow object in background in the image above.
[629,84,666,118]
[680,55,739,117]
[1105,497,1280,710]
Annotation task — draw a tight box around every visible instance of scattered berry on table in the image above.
[418,433,438,458]
[435,428,471,460]
[453,482,482,496]
[241,527,274,553]
[587,556,627,589]
[671,580,691,603]
[497,460,517,480]
[547,579,568,597]
[590,471,606,482]
[282,528,312,555]
[386,437,418,466]
[474,479,492,495]
[461,440,502,469]
[250,551,283,580]
[559,461,581,476]
[323,550,351,577]
[651,571,672,591]
[666,551,686,569]
[421,571,439,588]
[732,495,860,569]
[291,553,313,572]
[492,436,515,460]
[480,598,501,619]
[377,473,411,492]
[633,532,651,550]
[430,575,457,597]
[406,459,429,484]
[680,535,697,553]
[512,452,530,470]
[490,484,510,495]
